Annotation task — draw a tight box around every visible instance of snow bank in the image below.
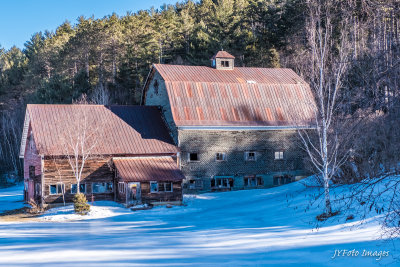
[40,201,129,222]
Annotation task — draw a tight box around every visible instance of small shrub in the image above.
[73,193,90,215]
[346,214,355,221]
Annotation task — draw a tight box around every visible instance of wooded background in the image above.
[0,0,399,182]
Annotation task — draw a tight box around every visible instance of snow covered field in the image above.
[0,179,399,266]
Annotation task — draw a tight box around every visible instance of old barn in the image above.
[19,104,184,206]
[143,50,316,192]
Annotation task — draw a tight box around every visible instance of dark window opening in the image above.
[221,60,230,67]
[216,152,226,161]
[244,176,264,187]
[189,153,199,162]
[273,175,293,186]
[158,182,173,192]
[245,152,256,161]
[71,184,86,194]
[49,184,64,195]
[189,179,203,190]
[29,166,35,179]
[211,177,233,189]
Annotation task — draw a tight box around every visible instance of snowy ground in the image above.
[0,179,399,266]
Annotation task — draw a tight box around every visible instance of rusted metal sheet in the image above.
[153,64,316,127]
[113,157,185,182]
[26,104,178,156]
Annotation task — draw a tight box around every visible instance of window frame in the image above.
[245,151,256,161]
[91,182,113,194]
[49,183,65,195]
[150,181,159,193]
[215,152,227,162]
[221,60,230,67]
[211,177,233,189]
[118,182,126,194]
[71,183,87,194]
[275,151,284,160]
[188,179,203,190]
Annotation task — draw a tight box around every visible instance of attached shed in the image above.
[114,157,184,206]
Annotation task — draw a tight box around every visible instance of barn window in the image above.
[188,153,199,162]
[244,176,264,187]
[245,151,256,161]
[158,182,173,192]
[188,179,203,190]
[275,151,284,160]
[153,79,159,94]
[29,166,35,179]
[150,181,158,193]
[273,175,293,185]
[71,184,86,194]
[215,152,226,161]
[118,182,126,194]
[221,60,230,67]
[92,182,113,193]
[49,183,64,195]
[211,177,233,189]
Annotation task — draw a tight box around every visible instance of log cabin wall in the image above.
[42,157,114,203]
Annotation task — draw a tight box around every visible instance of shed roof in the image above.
[20,104,177,157]
[113,157,185,182]
[150,64,316,127]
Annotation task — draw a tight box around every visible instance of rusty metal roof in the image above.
[211,51,235,59]
[24,104,178,156]
[113,157,185,182]
[151,64,316,127]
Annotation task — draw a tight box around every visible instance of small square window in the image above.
[189,153,199,162]
[275,151,284,160]
[215,152,226,161]
[245,152,256,161]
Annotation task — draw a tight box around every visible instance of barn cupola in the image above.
[211,50,235,70]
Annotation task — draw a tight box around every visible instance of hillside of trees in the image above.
[0,0,399,182]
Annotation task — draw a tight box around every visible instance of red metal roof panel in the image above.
[114,157,185,182]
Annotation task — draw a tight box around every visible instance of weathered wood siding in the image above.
[23,126,42,201]
[116,177,182,204]
[140,181,182,203]
[43,157,114,203]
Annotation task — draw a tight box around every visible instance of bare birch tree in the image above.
[298,0,352,216]
[58,96,104,194]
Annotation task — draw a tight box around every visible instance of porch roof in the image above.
[113,157,185,182]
